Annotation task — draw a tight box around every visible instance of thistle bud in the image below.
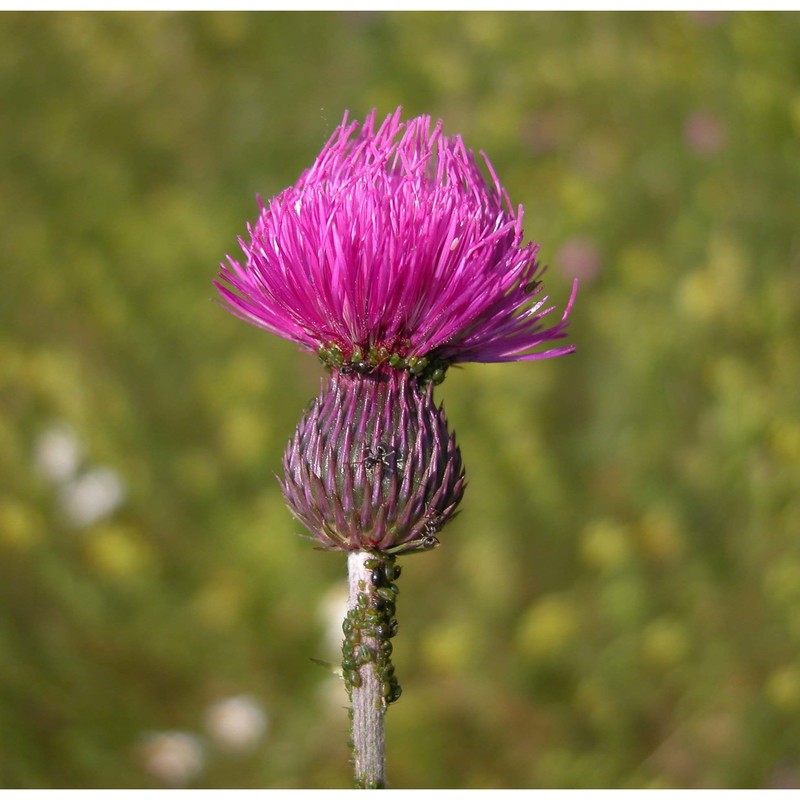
[281,370,465,554]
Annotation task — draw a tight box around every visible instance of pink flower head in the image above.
[216,107,576,375]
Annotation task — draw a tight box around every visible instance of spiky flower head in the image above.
[281,370,464,554]
[216,107,576,381]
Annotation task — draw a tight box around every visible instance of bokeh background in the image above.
[2,10,799,789]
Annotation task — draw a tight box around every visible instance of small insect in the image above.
[361,443,404,473]
[342,656,357,671]
[380,664,395,679]
[370,568,385,587]
[373,597,395,617]
[348,670,362,688]
[340,347,375,376]
[421,514,443,548]
[341,360,373,376]
[344,627,361,644]
[522,277,542,295]
[376,586,396,603]
[356,644,373,664]
[364,608,382,623]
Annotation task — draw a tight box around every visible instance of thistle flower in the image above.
[281,369,464,555]
[214,108,577,789]
[215,107,576,381]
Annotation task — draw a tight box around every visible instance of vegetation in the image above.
[1,11,799,788]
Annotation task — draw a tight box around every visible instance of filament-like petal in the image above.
[216,108,576,370]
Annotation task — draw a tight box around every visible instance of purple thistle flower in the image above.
[215,107,576,374]
[215,109,580,785]
[281,370,464,554]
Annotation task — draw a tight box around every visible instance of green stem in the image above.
[343,550,402,788]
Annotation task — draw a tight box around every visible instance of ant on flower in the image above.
[420,514,443,549]
[340,360,374,376]
[359,443,404,474]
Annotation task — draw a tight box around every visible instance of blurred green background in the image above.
[2,10,799,789]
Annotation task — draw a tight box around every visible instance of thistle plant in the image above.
[215,108,577,788]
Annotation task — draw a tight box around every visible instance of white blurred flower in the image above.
[57,466,125,528]
[205,694,268,754]
[139,730,204,787]
[318,672,349,714]
[33,423,83,483]
[315,587,350,712]
[318,583,348,655]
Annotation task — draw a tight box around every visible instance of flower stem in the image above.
[342,549,403,787]
[346,550,388,789]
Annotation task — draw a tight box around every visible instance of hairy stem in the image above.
[347,551,386,788]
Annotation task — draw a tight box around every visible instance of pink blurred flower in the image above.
[216,108,576,371]
[684,111,727,156]
[556,237,602,284]
[687,10,728,26]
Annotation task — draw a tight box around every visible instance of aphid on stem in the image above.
[370,568,386,587]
